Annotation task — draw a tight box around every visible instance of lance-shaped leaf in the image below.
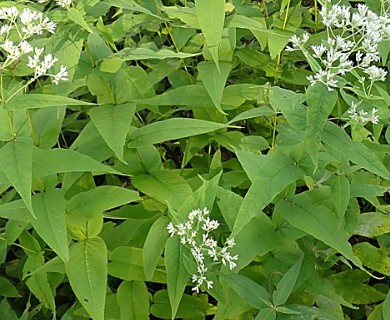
[323,122,390,180]
[306,83,338,170]
[5,94,93,110]
[195,0,225,68]
[143,216,170,280]
[65,237,107,320]
[198,61,232,114]
[31,189,68,262]
[116,47,200,60]
[128,118,228,147]
[272,256,303,306]
[89,103,136,162]
[0,137,34,217]
[68,8,93,33]
[32,148,120,177]
[275,194,365,270]
[233,152,303,235]
[165,236,189,320]
[330,175,350,225]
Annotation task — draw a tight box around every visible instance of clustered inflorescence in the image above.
[167,208,238,293]
[286,1,389,124]
[0,6,68,85]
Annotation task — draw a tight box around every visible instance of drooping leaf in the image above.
[323,122,390,180]
[4,94,93,110]
[384,289,390,320]
[31,189,68,262]
[275,193,364,270]
[0,276,21,297]
[195,0,225,67]
[103,0,162,19]
[198,61,232,114]
[233,152,303,235]
[66,186,141,219]
[353,242,390,276]
[89,103,136,162]
[117,281,149,320]
[165,236,189,320]
[0,137,34,217]
[143,216,170,280]
[128,118,228,147]
[65,237,107,320]
[272,256,303,306]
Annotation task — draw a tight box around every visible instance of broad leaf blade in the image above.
[65,237,107,320]
[165,236,189,320]
[306,83,338,170]
[0,137,34,217]
[117,281,149,320]
[66,186,141,219]
[68,8,93,33]
[31,189,68,262]
[89,103,136,162]
[198,61,232,114]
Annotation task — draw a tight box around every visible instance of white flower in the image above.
[167,207,238,293]
[1,40,21,61]
[56,0,73,8]
[0,7,19,21]
[347,102,380,124]
[20,40,33,54]
[364,65,388,82]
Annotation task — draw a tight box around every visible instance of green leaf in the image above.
[384,289,390,320]
[272,256,303,306]
[117,281,149,320]
[353,242,390,276]
[306,83,338,170]
[323,122,390,180]
[275,193,364,270]
[0,276,20,297]
[116,47,200,60]
[132,170,192,210]
[136,85,212,107]
[195,0,225,67]
[223,274,271,309]
[32,148,120,177]
[89,103,136,162]
[354,212,390,238]
[227,106,273,124]
[0,199,30,221]
[165,236,189,320]
[143,216,170,281]
[0,137,34,217]
[128,118,228,147]
[103,0,162,19]
[233,152,303,235]
[5,94,93,110]
[0,299,18,320]
[65,237,107,320]
[330,175,350,225]
[255,308,276,320]
[68,8,93,33]
[31,189,68,262]
[198,61,232,114]
[66,186,141,219]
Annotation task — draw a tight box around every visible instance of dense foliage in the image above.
[0,0,390,319]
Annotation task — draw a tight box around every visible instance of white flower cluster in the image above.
[287,3,390,93]
[0,7,67,85]
[56,0,73,9]
[347,102,379,124]
[167,208,238,293]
